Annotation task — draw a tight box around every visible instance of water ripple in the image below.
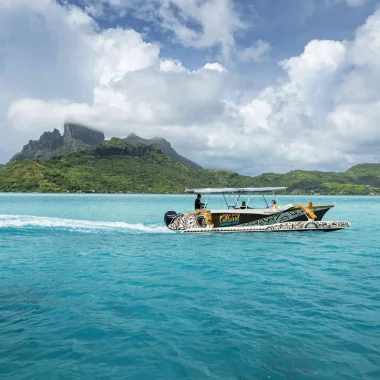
[1,195,380,379]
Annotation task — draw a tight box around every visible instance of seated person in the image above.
[194,194,205,210]
[271,200,280,208]
[240,201,248,209]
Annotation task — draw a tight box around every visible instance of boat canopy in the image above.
[184,187,287,195]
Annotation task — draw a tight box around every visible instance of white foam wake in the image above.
[0,214,173,234]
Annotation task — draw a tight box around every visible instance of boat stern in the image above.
[164,211,206,230]
[164,211,178,227]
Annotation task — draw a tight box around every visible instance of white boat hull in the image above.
[182,220,351,233]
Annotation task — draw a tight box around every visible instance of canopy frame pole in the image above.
[247,193,252,207]
[223,194,229,208]
[205,194,209,208]
[273,191,279,206]
[234,194,241,208]
[262,194,269,208]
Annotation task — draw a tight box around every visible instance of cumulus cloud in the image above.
[159,59,187,73]
[1,0,380,175]
[203,63,227,73]
[92,28,160,86]
[0,0,231,162]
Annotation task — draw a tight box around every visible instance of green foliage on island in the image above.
[0,138,379,194]
[124,133,202,169]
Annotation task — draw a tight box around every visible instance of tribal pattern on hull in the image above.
[262,220,350,231]
[240,209,305,226]
[168,208,331,230]
[168,214,205,230]
[183,221,351,233]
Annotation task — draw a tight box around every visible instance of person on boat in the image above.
[195,194,205,210]
[240,201,248,209]
[271,200,279,209]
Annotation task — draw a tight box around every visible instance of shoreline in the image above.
[0,191,378,196]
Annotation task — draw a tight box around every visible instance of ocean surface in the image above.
[1,193,379,379]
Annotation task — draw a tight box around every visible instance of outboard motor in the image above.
[164,211,177,227]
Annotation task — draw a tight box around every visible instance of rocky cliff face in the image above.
[91,138,160,158]
[124,133,202,169]
[10,123,105,162]
[63,122,104,150]
[22,129,64,152]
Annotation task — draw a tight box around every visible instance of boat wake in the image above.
[0,214,172,234]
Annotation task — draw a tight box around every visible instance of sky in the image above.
[1,0,380,174]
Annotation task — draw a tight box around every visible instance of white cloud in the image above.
[344,0,368,7]
[240,40,272,62]
[203,63,227,73]
[200,12,380,172]
[0,0,230,150]
[159,59,187,73]
[84,0,245,59]
[7,99,99,133]
[2,0,380,175]
[92,28,159,86]
[160,0,244,58]
[280,40,346,82]
[350,10,380,70]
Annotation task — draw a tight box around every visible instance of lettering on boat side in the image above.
[219,213,240,227]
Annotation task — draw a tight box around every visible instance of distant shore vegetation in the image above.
[0,139,379,195]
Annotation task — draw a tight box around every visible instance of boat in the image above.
[164,187,351,233]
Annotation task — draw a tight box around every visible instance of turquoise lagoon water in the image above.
[0,193,379,379]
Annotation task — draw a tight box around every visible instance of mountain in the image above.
[346,164,380,187]
[0,137,379,194]
[9,122,105,162]
[0,138,214,193]
[8,126,202,170]
[124,133,202,169]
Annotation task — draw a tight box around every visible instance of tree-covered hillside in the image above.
[0,138,379,194]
